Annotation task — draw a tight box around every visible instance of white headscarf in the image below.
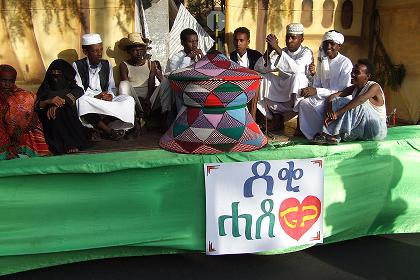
[322,30,345,45]
[317,31,345,82]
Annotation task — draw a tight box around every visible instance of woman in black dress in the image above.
[37,59,89,154]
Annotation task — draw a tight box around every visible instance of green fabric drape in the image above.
[0,125,419,276]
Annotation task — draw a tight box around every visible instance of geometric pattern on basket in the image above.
[217,112,244,129]
[160,52,267,154]
[192,114,216,128]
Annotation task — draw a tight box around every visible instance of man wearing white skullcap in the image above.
[73,33,135,140]
[298,30,353,140]
[254,23,314,132]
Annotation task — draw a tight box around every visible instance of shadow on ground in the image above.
[3,234,419,280]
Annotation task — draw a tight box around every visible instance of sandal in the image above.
[108,129,125,141]
[310,133,328,145]
[325,135,339,145]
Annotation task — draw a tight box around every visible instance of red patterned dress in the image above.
[0,86,50,159]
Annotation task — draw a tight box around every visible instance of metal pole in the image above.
[215,13,219,50]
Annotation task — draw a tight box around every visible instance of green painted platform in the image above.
[0,125,419,275]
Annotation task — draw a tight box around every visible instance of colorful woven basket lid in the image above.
[159,52,267,154]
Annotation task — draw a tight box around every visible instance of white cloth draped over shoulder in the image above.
[298,52,353,139]
[254,46,313,119]
[73,59,135,130]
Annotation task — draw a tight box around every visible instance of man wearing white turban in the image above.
[73,33,135,140]
[254,23,314,132]
[298,30,353,140]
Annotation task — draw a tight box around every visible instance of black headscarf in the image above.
[37,59,81,101]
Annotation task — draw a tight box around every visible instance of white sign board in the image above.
[205,158,324,255]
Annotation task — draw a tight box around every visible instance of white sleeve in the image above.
[315,86,335,98]
[273,48,313,74]
[107,61,116,97]
[254,55,278,74]
[165,52,192,74]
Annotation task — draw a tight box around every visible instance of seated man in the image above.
[73,33,135,140]
[313,59,387,144]
[0,64,50,159]
[230,27,262,70]
[254,23,313,131]
[118,32,162,117]
[230,27,263,119]
[153,28,205,129]
[298,30,353,140]
[165,28,204,73]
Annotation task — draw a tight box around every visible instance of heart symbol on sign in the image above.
[279,196,321,241]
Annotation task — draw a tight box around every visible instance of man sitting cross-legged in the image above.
[298,30,353,140]
[154,28,206,129]
[312,59,387,144]
[73,33,135,141]
[254,23,313,132]
[118,32,162,134]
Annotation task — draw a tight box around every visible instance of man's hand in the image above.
[325,100,334,118]
[50,96,65,107]
[266,34,279,50]
[188,49,204,61]
[101,92,113,101]
[309,62,316,76]
[94,92,112,101]
[47,106,58,120]
[324,102,338,127]
[265,34,281,55]
[301,87,317,98]
[323,113,337,127]
[94,92,104,99]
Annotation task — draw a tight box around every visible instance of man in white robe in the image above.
[73,33,135,140]
[152,28,205,128]
[298,30,353,140]
[254,23,313,131]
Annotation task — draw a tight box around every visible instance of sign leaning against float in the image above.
[205,158,324,255]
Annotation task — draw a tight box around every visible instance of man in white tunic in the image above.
[153,28,205,129]
[254,23,313,131]
[298,30,353,140]
[73,33,135,140]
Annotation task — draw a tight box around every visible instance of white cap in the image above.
[82,33,102,46]
[286,23,304,35]
[322,30,344,44]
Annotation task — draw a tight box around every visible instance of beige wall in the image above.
[376,0,420,123]
[0,0,134,88]
[225,1,260,52]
